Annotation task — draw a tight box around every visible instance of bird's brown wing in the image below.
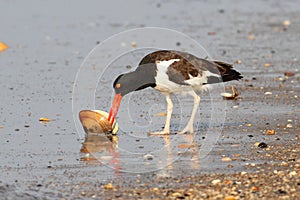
[139,50,242,85]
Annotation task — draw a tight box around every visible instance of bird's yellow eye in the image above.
[115,83,121,88]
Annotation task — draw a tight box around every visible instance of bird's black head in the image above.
[113,69,156,96]
[109,72,144,126]
[113,73,132,96]
[109,64,157,126]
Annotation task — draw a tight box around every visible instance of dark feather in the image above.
[139,50,243,85]
[211,61,243,83]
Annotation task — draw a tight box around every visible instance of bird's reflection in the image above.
[80,132,201,175]
[156,132,200,176]
[80,133,120,172]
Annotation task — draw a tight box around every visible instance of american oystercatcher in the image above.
[108,50,243,134]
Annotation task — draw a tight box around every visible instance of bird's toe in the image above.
[148,131,170,136]
[178,128,194,134]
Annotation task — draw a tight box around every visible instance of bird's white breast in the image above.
[154,59,182,93]
[154,59,218,94]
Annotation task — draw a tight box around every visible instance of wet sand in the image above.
[0,0,299,199]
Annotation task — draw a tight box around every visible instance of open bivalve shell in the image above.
[79,110,118,135]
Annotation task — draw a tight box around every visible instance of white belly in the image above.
[154,59,208,94]
[154,59,185,93]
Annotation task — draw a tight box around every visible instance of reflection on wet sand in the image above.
[80,134,120,170]
[80,132,202,174]
[158,133,200,176]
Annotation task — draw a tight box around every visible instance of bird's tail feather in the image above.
[211,61,243,83]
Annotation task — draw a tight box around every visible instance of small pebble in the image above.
[218,9,225,13]
[264,92,272,95]
[286,124,293,128]
[208,32,216,35]
[248,34,254,40]
[251,186,259,192]
[283,19,291,26]
[131,42,137,48]
[258,142,268,148]
[289,171,297,176]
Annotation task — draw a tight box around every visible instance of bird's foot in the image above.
[148,131,170,136]
[178,125,194,134]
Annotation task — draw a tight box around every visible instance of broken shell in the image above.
[143,154,154,160]
[284,71,295,77]
[155,112,167,117]
[222,157,232,162]
[79,110,118,135]
[39,117,51,122]
[267,129,275,135]
[221,86,239,100]
[0,42,8,52]
[103,183,114,189]
[211,179,221,185]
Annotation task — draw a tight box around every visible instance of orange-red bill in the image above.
[108,94,122,126]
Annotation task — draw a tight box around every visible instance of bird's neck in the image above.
[126,63,157,92]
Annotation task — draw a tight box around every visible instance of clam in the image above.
[79,110,118,135]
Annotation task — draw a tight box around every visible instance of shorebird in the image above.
[108,50,242,135]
